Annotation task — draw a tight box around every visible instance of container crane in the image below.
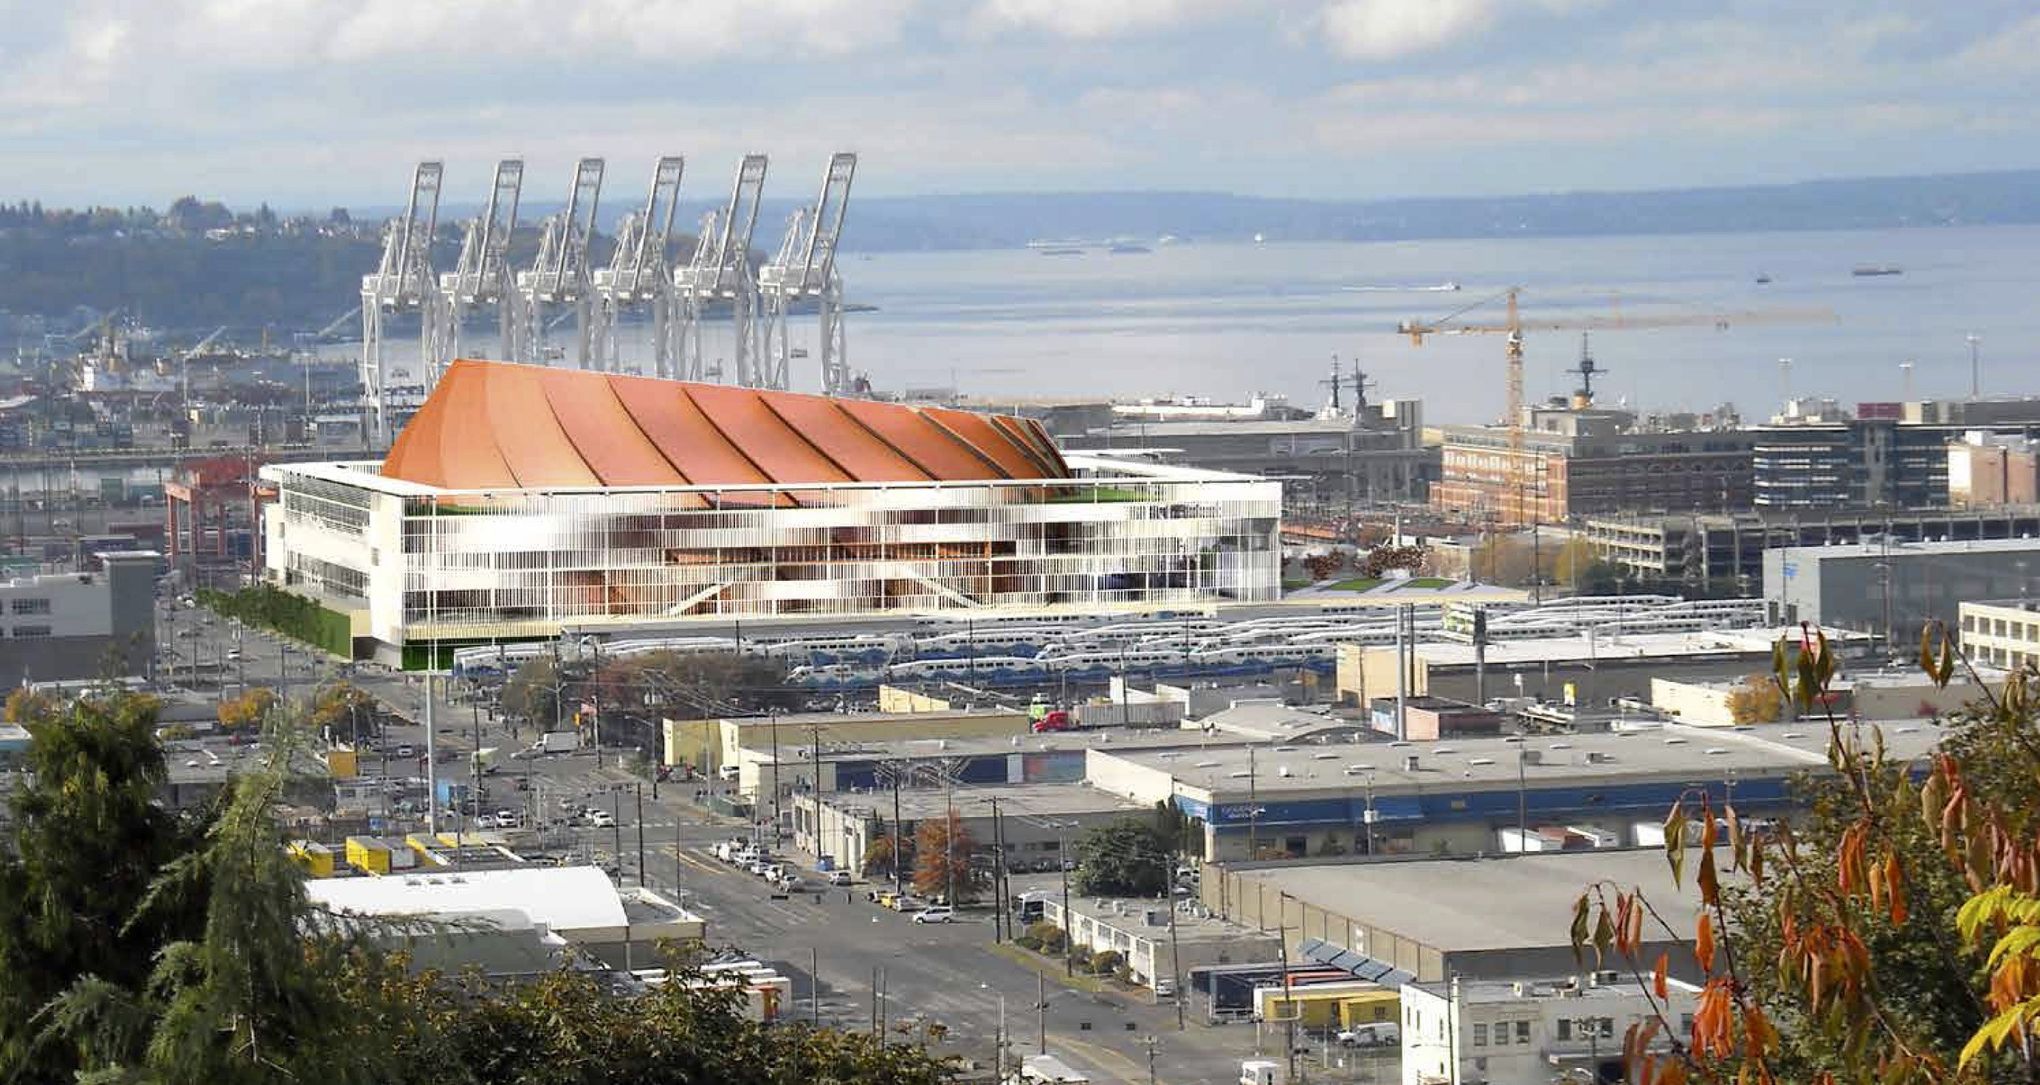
[590,155,685,376]
[360,161,444,448]
[759,152,857,394]
[439,158,524,374]
[672,155,768,386]
[515,157,605,369]
[1398,287,1836,524]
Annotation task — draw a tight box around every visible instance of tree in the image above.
[217,686,278,730]
[1551,537,1597,586]
[0,692,209,1081]
[1301,551,1345,582]
[1569,627,2040,1085]
[1362,544,1430,579]
[309,682,377,743]
[1725,672,1784,724]
[863,829,901,878]
[1073,818,1168,897]
[912,811,978,903]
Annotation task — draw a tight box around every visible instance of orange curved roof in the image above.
[383,359,1070,490]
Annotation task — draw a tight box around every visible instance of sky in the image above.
[2,0,2038,210]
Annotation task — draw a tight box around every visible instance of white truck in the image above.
[535,730,580,754]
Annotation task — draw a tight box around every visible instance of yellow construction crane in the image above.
[1399,287,1835,524]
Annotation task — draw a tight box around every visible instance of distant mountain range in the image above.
[822,169,2040,251]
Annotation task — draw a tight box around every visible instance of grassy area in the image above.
[1327,577,1383,592]
[1282,579,1313,592]
[198,585,353,657]
[1400,577,1456,589]
[1042,486,1151,504]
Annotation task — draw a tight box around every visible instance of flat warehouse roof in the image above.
[1233,849,1711,953]
[1111,719,1949,798]
[818,782,1146,820]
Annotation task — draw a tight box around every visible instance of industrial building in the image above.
[261,360,1280,659]
[790,782,1147,878]
[304,864,702,971]
[1080,392,1436,509]
[1089,720,1940,862]
[0,550,158,685]
[1023,875,1283,992]
[1400,973,1700,1085]
[659,707,1033,780]
[1585,506,2040,589]
[1959,599,2040,671]
[1764,537,2040,648]
[1202,850,1713,986]
[1333,628,1819,713]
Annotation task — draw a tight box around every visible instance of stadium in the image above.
[261,360,1281,659]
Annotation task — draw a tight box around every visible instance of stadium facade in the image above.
[262,360,1281,656]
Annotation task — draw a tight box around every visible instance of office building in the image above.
[1959,599,2040,671]
[1435,407,1754,526]
[0,551,158,685]
[1949,433,2040,508]
[1765,538,2040,648]
[261,360,1280,660]
[1751,401,2040,511]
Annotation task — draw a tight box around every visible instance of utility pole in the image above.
[890,761,905,899]
[770,709,783,838]
[991,796,1007,941]
[1143,1035,1160,1085]
[1968,333,1982,398]
[811,946,821,1026]
[611,789,623,877]
[1247,746,1259,861]
[635,783,646,887]
[1059,823,1073,977]
[1165,848,1186,1031]
[424,665,438,834]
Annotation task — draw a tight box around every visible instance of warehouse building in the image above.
[261,360,1280,660]
[1585,506,2040,589]
[1088,720,1943,862]
[1765,537,2040,648]
[1959,599,2040,670]
[1333,628,1832,713]
[791,782,1146,878]
[1203,850,1712,986]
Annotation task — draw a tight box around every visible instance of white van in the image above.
[1335,1022,1400,1048]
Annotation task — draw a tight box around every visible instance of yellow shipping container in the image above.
[287,840,336,878]
[344,835,392,875]
[326,746,360,780]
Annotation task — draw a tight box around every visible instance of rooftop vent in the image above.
[1403,754,1421,772]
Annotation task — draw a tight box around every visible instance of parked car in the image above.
[911,907,954,924]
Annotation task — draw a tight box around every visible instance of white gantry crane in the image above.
[672,154,768,386]
[360,160,444,448]
[760,152,858,395]
[438,158,525,376]
[515,157,606,368]
[590,155,685,376]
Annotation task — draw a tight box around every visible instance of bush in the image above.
[1025,921,1065,954]
[1015,935,1041,952]
[1089,950,1123,976]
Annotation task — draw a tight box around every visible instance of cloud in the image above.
[1315,0,1493,60]
[969,0,1240,40]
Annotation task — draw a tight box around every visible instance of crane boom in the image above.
[1399,288,1837,526]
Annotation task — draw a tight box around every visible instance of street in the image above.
[154,604,1399,1084]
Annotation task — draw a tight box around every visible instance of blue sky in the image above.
[2,0,2037,208]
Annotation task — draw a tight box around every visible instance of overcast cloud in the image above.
[0,0,2035,208]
